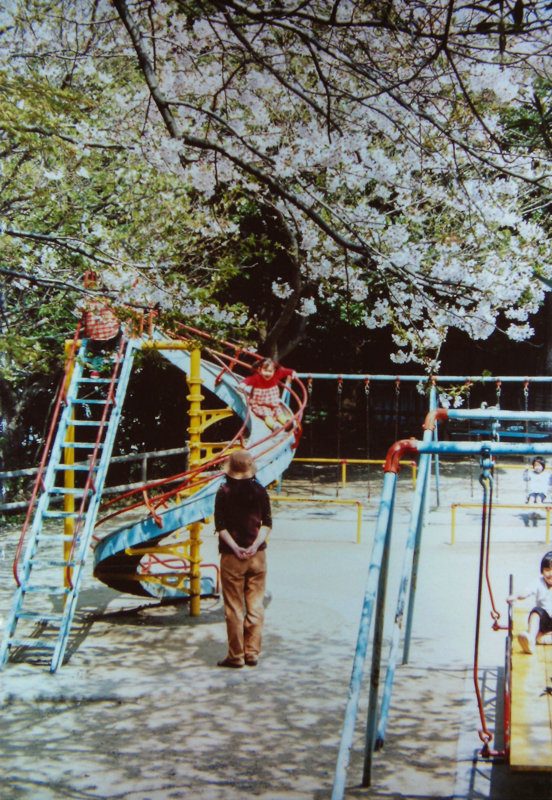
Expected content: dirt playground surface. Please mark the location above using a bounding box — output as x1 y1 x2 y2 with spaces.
2 463 552 799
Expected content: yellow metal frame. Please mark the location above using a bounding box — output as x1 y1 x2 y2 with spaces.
450 503 551 546
199 442 240 462
130 345 212 614
269 496 363 544
185 348 204 615
293 457 417 490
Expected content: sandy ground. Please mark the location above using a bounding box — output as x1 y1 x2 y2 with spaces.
2 461 552 799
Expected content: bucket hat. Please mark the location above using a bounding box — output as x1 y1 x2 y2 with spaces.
222 450 257 480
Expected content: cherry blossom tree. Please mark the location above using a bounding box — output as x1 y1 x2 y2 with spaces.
2 0 552 370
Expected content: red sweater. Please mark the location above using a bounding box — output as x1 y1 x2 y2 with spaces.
242 366 294 389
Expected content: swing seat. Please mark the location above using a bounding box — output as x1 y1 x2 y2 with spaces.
510 606 552 770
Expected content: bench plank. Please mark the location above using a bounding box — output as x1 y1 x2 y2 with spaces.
510 607 552 770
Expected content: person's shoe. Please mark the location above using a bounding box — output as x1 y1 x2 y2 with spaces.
217 658 244 668
518 631 536 654
538 632 552 645
245 657 258 667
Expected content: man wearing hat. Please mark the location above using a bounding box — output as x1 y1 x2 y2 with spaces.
214 450 272 668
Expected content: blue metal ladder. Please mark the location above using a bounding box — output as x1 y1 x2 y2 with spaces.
0 337 136 672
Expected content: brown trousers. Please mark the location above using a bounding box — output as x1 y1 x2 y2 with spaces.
220 550 267 665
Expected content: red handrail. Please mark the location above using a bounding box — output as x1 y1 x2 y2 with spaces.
93 361 306 532
13 324 82 587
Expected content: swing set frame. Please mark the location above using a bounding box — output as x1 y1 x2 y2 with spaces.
330 404 552 800
298 373 552 506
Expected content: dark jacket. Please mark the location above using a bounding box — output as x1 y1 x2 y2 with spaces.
215 477 272 554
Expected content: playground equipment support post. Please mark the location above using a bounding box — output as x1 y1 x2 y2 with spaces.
186 348 203 617
331 472 397 800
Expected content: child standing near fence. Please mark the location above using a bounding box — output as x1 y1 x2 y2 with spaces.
240 358 297 430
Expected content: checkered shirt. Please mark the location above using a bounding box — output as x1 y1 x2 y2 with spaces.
250 385 282 419
80 299 120 341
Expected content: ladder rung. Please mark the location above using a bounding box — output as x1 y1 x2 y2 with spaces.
29 559 78 567
22 585 70 595
9 638 57 649
78 378 118 384
49 488 91 496
71 399 113 405
55 465 98 471
43 511 85 518
62 442 104 449
36 534 79 541
16 611 62 622
68 420 103 426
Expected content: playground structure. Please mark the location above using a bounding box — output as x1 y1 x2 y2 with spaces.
331 404 552 799
0 323 306 672
4 340 552 791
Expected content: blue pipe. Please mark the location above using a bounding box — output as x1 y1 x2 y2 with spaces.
374 454 431 749
416 441 552 456
362 480 396 785
297 374 552 383
446 409 552 421
331 471 397 800
404 386 436 663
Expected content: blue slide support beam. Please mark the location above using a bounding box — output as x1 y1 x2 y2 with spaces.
403 384 437 663
331 471 397 800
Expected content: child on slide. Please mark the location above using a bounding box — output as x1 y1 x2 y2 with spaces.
240 358 297 430
524 457 552 504
507 551 552 654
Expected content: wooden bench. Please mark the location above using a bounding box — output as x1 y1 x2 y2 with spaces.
510 606 552 770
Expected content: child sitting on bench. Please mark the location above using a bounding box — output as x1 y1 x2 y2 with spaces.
507 551 552 654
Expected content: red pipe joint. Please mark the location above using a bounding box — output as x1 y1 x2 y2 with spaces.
384 439 420 474
423 407 449 432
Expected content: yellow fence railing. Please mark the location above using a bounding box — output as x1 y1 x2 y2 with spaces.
292 458 417 490
269 496 363 544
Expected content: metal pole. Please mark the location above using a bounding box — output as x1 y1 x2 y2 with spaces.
362 482 396 786
451 505 456 546
403 387 436 663
297 373 552 383
186 347 204 617
331 472 397 800
434 419 441 508
63 340 75 592
375 454 431 746
417 441 552 456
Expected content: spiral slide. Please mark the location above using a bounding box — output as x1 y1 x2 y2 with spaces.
93 342 300 598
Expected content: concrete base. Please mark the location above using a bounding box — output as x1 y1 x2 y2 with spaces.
1 461 552 798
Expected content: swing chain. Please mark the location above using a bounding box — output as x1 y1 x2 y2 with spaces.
308 377 314 496
365 377 371 500
394 377 400 442
524 378 529 446
336 377 343 496
466 379 474 498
